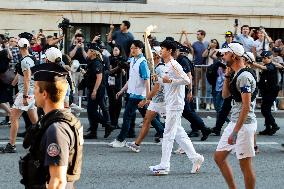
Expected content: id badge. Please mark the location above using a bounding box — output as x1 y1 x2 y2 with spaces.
108 76 115 86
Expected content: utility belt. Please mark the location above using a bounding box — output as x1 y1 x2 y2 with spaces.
19 152 48 188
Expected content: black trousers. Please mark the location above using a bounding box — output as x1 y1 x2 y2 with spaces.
107 85 122 126
182 99 207 134
261 93 278 129
214 96 232 132
87 87 110 133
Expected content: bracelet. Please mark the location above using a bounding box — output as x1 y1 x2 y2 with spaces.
232 131 238 144
224 75 231 78
23 95 29 99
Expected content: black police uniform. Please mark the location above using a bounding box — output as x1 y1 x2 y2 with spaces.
258 51 280 135
176 50 211 141
84 44 114 139
19 63 83 189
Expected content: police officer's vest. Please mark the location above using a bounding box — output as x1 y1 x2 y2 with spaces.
258 62 280 94
20 109 83 187
229 68 257 102
15 55 36 76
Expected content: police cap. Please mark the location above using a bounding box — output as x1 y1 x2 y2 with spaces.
260 50 272 57
31 63 68 82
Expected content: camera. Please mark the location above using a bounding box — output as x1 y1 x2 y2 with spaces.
113 56 128 69
58 17 71 30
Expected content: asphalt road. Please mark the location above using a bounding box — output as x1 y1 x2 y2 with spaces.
0 117 283 189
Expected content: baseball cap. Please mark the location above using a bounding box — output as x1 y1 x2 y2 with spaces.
260 51 272 57
243 52 255 63
18 38 30 48
217 43 245 57
45 47 62 63
272 47 282 53
225 31 233 37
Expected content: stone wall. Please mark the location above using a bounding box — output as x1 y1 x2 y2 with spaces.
0 0 283 43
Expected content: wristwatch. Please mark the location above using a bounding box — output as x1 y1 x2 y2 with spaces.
23 95 29 99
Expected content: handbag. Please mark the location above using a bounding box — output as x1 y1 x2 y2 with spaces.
0 69 15 85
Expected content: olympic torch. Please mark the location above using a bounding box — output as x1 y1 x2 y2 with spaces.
144 25 157 74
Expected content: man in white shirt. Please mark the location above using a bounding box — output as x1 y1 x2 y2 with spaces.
149 40 204 175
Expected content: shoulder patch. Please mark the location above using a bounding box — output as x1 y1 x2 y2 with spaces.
240 85 252 93
47 143 61 157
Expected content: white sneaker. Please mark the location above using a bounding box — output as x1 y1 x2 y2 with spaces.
173 147 185 155
206 104 210 111
149 164 170 175
109 139 126 148
126 141 140 153
191 155 204 174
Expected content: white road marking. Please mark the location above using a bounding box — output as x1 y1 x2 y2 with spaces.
0 141 279 145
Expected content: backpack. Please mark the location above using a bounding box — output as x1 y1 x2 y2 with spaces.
206 62 219 86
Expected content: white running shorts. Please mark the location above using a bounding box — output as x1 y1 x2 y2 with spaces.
147 102 166 118
216 121 257 159
12 93 36 111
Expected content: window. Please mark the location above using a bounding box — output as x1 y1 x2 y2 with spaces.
45 0 146 3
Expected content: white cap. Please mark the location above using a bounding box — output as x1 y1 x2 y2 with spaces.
151 46 161 56
243 52 255 63
71 60 80 72
45 47 62 63
218 43 245 57
18 38 30 48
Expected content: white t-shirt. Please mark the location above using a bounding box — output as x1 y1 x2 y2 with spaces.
253 39 269 57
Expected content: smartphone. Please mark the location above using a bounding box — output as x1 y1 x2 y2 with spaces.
54 33 58 38
235 19 239 27
39 29 43 33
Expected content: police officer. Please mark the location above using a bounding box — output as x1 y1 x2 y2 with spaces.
19 55 83 189
251 51 283 135
83 43 114 139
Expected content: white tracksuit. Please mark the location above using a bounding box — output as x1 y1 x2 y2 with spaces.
159 59 201 168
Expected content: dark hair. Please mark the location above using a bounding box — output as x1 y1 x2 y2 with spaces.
151 40 160 47
165 37 175 41
210 39 220 49
122 20 131 29
46 35 53 39
131 40 144 49
160 40 177 53
113 44 126 58
75 33 84 39
241 25 250 31
0 34 5 41
197 30 206 36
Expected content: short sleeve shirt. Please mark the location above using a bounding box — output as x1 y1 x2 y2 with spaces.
18 56 35 94
230 71 257 124
253 39 270 57
68 45 88 66
86 58 104 90
112 31 134 57
152 63 165 103
235 34 254 52
41 122 75 167
192 41 209 65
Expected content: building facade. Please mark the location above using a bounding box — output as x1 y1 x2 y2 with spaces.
1 0 284 44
